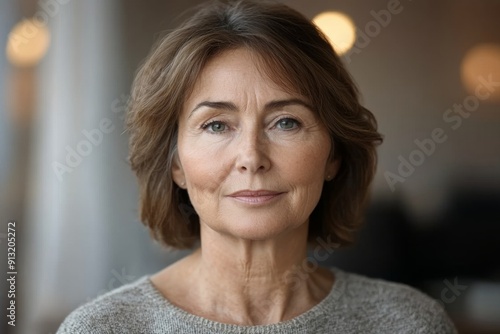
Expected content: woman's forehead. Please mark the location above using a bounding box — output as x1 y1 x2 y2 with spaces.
184 47 310 109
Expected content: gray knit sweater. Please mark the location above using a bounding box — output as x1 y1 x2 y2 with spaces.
56 268 457 333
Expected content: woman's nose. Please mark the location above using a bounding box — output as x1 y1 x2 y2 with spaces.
234 130 271 174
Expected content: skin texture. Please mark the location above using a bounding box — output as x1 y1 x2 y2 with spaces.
151 48 340 325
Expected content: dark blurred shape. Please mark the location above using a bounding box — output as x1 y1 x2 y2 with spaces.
414 186 500 282
318 198 412 283
317 187 500 333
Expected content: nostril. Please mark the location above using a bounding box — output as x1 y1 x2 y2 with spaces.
235 143 271 173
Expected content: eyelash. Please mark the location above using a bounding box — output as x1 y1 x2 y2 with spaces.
201 117 302 134
200 120 225 134
274 117 302 131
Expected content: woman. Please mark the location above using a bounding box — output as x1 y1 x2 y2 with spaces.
58 1 457 333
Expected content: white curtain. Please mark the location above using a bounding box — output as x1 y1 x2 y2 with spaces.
19 1 157 333
1 3 18 334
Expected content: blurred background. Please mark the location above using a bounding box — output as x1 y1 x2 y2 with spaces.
1 0 500 333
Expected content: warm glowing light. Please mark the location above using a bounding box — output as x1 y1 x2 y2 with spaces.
6 18 50 67
461 43 500 102
313 11 356 55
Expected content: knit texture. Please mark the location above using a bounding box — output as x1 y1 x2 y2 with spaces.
56 268 457 333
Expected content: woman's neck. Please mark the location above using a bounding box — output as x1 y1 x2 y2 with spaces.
153 222 335 326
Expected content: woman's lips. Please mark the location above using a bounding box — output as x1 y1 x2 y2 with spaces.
228 190 285 204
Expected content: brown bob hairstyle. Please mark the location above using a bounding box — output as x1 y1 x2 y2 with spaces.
126 0 383 249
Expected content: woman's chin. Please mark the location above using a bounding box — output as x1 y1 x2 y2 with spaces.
208 220 302 242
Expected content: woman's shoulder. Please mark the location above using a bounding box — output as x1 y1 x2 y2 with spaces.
338 269 431 301
332 268 457 333
56 275 156 333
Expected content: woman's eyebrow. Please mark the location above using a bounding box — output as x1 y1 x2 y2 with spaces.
189 98 313 119
189 101 238 118
264 99 313 113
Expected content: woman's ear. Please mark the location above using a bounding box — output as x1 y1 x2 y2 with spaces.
171 152 186 188
325 143 341 181
326 157 341 181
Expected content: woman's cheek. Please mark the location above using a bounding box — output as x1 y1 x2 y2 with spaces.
183 150 229 192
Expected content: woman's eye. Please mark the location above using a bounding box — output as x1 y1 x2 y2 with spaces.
276 118 299 130
202 121 227 133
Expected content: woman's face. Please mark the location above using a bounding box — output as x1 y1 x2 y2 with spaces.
172 48 339 241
